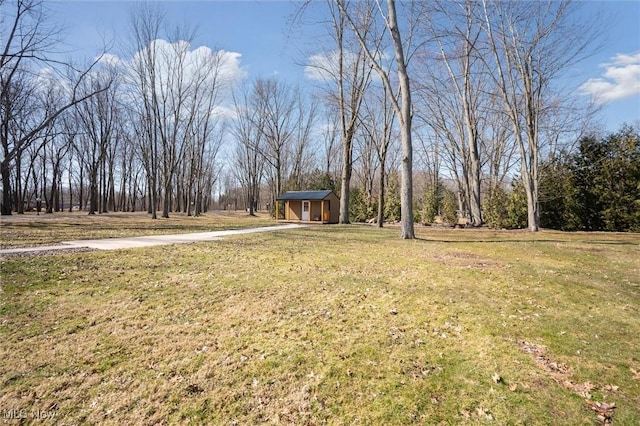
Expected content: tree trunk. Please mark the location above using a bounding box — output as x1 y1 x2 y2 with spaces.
162 175 171 218
339 131 353 224
522 162 540 232
468 144 482 226
377 155 386 228
88 173 98 215
387 0 415 239
1 165 12 215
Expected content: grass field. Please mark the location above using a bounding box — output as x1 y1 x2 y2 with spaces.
1 213 639 424
0 211 274 248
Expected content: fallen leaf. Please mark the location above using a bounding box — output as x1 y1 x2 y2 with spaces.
508 383 518 392
430 394 442 404
561 380 595 399
473 406 494 420
492 373 502 384
603 384 619 392
630 367 640 380
585 400 616 425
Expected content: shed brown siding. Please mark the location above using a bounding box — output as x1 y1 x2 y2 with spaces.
326 192 340 224
287 201 302 220
277 190 340 224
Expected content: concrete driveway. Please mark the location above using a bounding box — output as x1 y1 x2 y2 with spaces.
0 224 306 255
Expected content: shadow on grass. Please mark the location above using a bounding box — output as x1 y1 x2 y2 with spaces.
414 237 639 246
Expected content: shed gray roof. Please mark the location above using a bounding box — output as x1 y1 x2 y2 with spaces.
276 190 335 201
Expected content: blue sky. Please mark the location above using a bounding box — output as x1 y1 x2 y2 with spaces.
48 0 640 132
49 0 308 81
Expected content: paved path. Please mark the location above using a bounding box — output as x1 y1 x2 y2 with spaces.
1 224 306 255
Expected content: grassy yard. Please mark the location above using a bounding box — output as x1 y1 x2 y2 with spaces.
1 217 639 424
0 211 274 248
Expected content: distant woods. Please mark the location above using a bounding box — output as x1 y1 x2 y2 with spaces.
2 0 636 233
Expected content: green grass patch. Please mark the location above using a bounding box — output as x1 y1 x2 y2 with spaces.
1 223 639 424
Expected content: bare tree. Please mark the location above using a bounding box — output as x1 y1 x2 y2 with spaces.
252 78 296 202
6 69 40 213
73 67 118 215
302 0 374 224
42 97 74 213
479 0 599 231
288 90 318 191
127 3 164 218
359 83 396 227
417 0 485 226
337 0 417 238
181 47 227 216
353 120 379 217
319 110 341 180
0 0 108 215
231 83 265 216
481 99 516 193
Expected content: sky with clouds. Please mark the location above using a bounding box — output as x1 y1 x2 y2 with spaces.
47 0 640 132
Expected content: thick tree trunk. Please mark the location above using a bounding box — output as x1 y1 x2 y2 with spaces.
522 163 540 232
387 0 415 239
339 132 353 224
88 173 98 215
398 120 414 238
1 165 12 215
468 148 482 226
162 179 171 218
376 156 386 228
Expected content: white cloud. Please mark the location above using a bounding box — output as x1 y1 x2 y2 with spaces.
96 53 122 67
305 50 344 82
305 49 388 85
121 39 247 97
214 50 248 85
305 49 380 82
111 39 248 120
210 105 236 120
580 52 640 104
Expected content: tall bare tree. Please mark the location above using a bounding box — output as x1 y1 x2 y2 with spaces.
319 110 341 180
359 83 396 227
127 3 164 218
479 0 599 231
288 90 318 191
302 0 374 224
0 0 107 215
417 0 485 226
73 67 118 215
337 0 417 238
252 77 296 202
232 83 265 216
41 90 74 213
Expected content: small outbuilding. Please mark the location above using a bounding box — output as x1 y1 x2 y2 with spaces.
276 190 340 224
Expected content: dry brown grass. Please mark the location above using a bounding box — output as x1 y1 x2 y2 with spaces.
0 211 274 248
1 222 639 424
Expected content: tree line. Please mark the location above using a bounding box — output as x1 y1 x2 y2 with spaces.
2 0 636 235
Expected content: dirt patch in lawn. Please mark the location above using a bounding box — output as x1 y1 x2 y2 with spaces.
518 340 617 425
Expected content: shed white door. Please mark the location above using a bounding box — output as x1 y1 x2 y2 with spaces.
302 201 310 221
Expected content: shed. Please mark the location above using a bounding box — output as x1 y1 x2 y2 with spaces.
276 190 340 224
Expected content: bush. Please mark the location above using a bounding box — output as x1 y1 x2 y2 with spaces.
384 173 401 222
421 184 439 224
349 188 369 223
507 180 528 229
483 186 510 229
440 189 458 225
